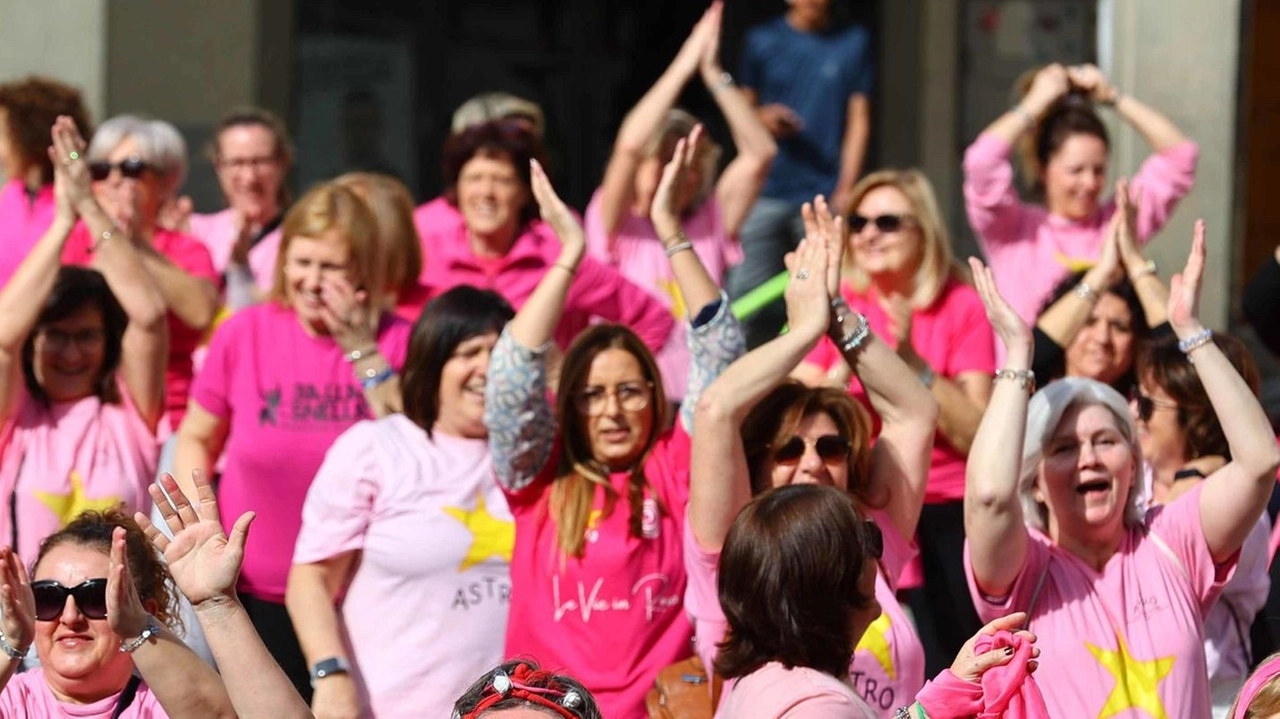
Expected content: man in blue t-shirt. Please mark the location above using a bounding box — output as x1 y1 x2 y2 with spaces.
729 0 873 347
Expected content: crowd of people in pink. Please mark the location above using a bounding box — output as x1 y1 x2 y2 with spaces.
3 2 1280 718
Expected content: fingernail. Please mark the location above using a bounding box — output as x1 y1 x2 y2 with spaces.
1004 647 1014 656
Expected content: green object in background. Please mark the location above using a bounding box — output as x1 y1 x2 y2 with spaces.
730 271 789 320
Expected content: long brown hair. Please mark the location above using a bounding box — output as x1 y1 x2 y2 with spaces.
549 324 670 558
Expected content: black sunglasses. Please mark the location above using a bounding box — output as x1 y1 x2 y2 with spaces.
774 434 852 464
860 520 884 561
849 214 914 234
89 156 150 182
1129 386 1177 423
31 578 109 621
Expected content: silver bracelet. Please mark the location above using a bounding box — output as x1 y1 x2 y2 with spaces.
1074 281 1098 302
1178 328 1213 355
836 312 871 354
995 368 1036 394
91 226 119 253
0 627 26 659
119 616 161 653
1013 104 1036 131
664 232 694 258
344 345 380 363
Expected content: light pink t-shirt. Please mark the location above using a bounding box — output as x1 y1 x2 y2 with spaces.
293 415 512 718
962 133 1198 325
685 508 924 717
584 190 741 401
804 278 995 503
191 302 410 602
0 669 166 717
504 426 693 719
187 208 282 291
965 483 1233 719
0 388 157 566
0 180 55 287
716 662 877 719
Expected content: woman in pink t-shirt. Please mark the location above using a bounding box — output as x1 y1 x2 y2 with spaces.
962 63 1198 324
793 170 993 675
585 2 774 402
484 146 743 719
0 509 234 717
964 221 1280 719
688 207 936 716
287 286 514 719
0 118 167 568
174 181 411 703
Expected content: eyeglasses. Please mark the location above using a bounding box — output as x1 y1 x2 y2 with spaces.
849 214 914 234
217 155 280 172
773 434 852 464
860 520 884 561
40 327 106 352
32 579 109 621
89 156 151 182
1129 386 1178 422
574 382 653 416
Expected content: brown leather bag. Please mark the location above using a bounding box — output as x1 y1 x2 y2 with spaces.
645 655 724 719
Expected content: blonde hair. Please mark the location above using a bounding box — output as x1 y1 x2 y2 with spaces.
270 182 386 305
450 92 546 140
643 108 721 213
843 169 963 308
332 172 424 304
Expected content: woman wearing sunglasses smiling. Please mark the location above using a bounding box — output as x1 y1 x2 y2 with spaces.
687 200 937 716
0 508 235 717
793 170 994 677
484 131 743 719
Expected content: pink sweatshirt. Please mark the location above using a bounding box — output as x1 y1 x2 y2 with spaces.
0 180 55 287
962 133 1198 324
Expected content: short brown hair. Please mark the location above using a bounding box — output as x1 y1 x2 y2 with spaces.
441 121 544 227
207 106 293 207
270 182 385 305
715 484 876 679
0 76 91 184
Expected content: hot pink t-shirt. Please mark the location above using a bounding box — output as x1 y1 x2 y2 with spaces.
191 302 410 602
685 508 924 717
962 133 1198 324
804 278 995 503
0 387 157 567
293 415 511 718
187 208 282 291
62 225 218 435
964 483 1233 719
503 426 693 719
0 180 55 287
0 670 166 717
584 190 741 401
715 662 877 719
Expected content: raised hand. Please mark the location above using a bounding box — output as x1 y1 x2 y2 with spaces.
800 194 847 301
651 127 701 234
317 274 376 354
158 195 194 234
48 115 94 220
1067 63 1119 105
529 159 585 264
783 237 831 339
698 1 726 84
105 527 151 639
1168 220 1207 337
0 548 34 657
671 3 717 79
1111 178 1146 273
1023 64 1071 115
969 257 1032 357
880 292 922 367
136 471 255 609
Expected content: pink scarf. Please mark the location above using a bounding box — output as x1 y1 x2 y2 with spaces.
916 630 1050 719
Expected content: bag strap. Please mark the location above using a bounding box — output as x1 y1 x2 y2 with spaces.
1023 558 1052 631
111 675 142 719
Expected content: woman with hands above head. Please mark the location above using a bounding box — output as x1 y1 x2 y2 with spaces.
964 62 1198 324
586 1 774 401
484 140 744 719
686 198 937 716
963 221 1280 719
173 180 411 701
0 509 235 717
0 117 167 568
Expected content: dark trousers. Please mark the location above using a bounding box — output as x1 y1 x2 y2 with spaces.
242 593 313 704
903 500 984 676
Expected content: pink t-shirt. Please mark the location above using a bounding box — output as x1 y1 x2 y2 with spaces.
0 387 157 567
62 225 218 435
186 208 282 290
503 426 693 719
293 415 511 718
191 302 410 602
804 278 995 503
0 670 166 717
685 508 924 718
715 662 877 719
414 197 674 352
584 190 741 401
0 180 55 287
962 133 1198 325
964 483 1233 719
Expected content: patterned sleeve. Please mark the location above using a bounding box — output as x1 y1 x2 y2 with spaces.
485 326 558 492
680 292 747 432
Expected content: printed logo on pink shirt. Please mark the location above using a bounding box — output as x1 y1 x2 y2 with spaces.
852 613 898 710
552 573 681 624
640 497 660 539
257 383 372 428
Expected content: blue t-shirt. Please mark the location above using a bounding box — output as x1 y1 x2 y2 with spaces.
739 17 873 204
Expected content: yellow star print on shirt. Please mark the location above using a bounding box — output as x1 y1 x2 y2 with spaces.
443 492 515 571
1086 632 1175 719
35 471 122 527
854 612 896 679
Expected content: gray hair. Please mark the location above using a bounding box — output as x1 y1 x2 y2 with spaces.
1019 377 1145 533
87 114 188 196
450 92 545 140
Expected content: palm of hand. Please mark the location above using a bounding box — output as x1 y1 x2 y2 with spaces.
166 522 240 606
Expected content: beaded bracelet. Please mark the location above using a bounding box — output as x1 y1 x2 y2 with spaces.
360 366 396 391
836 313 871 354
119 616 161 654
1178 328 1213 355
0 627 26 660
995 368 1036 394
